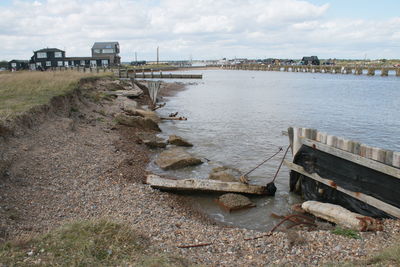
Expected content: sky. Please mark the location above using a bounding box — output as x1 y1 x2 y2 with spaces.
1 0 400 61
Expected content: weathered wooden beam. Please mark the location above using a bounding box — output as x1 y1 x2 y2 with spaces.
146 174 268 195
301 138 400 179
284 160 400 218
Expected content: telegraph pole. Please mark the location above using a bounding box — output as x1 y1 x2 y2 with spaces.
157 46 159 65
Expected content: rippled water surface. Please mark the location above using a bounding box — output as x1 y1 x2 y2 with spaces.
148 69 400 231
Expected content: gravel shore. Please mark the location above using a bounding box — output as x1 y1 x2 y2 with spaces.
0 79 399 266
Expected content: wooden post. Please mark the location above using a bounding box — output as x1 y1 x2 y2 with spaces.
381 68 388 76
126 69 129 78
396 68 400 77
367 68 375 76
118 66 121 78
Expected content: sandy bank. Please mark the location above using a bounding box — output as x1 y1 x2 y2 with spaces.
0 77 399 266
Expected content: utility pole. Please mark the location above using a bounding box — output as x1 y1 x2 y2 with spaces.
157 46 159 65
135 52 137 62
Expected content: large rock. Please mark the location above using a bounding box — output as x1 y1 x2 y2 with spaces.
134 109 160 123
105 87 143 98
119 96 138 113
155 148 203 170
168 135 193 147
143 137 167 149
115 113 161 132
209 166 242 182
216 193 255 212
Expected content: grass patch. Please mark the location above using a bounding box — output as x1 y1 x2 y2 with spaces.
331 227 361 239
0 220 191 266
366 239 400 265
0 71 111 120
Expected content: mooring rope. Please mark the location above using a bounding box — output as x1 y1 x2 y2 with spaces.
241 147 283 178
270 145 291 183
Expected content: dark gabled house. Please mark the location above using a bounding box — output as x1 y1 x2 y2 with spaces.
91 42 121 65
28 42 121 70
29 48 66 70
8 60 29 70
301 56 320 65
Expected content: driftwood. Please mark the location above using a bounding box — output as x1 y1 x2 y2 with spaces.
152 103 166 111
160 117 187 121
146 175 268 195
302 201 383 231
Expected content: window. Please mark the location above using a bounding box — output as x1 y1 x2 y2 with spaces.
57 61 63 66
93 49 101 53
102 48 114 53
101 59 109 66
105 44 112 48
90 60 97 67
36 62 42 66
54 52 62 58
37 52 47 58
80 60 85 66
64 61 69 66
46 61 51 67
11 63 17 67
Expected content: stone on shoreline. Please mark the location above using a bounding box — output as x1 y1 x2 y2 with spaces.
115 113 161 132
119 97 138 113
168 135 193 147
216 193 255 212
105 87 143 98
209 166 242 182
155 148 203 170
143 138 167 149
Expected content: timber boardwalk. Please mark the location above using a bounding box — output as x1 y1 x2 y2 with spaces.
223 64 400 77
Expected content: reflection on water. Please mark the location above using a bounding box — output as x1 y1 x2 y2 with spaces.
148 69 400 231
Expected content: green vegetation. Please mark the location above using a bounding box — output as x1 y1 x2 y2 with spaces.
0 220 191 266
331 227 361 239
0 71 111 120
365 239 400 266
0 61 8 69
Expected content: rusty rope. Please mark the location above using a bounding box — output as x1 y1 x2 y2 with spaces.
270 145 291 183
242 147 283 178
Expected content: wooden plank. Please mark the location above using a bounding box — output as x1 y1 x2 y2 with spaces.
146 175 268 195
284 161 400 218
301 138 400 179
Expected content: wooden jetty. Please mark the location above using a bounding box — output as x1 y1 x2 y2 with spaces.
114 68 202 79
223 64 400 77
146 174 268 195
284 127 400 218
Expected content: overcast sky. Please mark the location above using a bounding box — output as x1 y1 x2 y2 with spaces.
1 0 400 61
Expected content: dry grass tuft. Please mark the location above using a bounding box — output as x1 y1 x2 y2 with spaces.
0 71 111 120
0 219 191 266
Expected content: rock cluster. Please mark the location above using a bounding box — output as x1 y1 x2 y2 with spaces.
216 193 255 212
209 166 242 182
155 148 203 170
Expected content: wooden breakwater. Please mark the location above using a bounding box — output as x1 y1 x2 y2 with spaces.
288 127 400 168
223 64 400 77
285 127 400 218
114 68 202 79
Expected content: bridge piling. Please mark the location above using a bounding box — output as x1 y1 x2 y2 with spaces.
367 68 375 76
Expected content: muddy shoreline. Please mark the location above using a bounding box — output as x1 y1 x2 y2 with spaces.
1 77 399 266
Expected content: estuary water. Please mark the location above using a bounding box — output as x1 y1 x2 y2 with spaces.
149 69 400 231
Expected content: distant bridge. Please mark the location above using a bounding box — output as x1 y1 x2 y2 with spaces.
222 64 400 77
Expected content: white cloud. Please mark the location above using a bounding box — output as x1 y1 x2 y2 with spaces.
0 0 399 61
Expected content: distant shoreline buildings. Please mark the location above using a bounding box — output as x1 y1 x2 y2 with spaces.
8 42 121 71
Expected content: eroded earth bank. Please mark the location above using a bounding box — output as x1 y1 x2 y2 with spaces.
1 77 399 266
